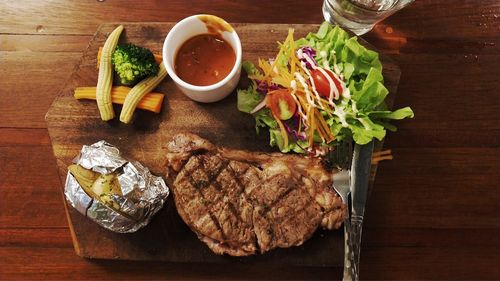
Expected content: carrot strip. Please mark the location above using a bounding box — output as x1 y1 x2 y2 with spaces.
318 99 333 118
315 109 335 143
372 149 394 164
307 106 315 147
262 36 287 82
74 86 164 113
288 29 296 78
372 155 393 164
314 111 328 142
295 92 335 143
373 149 392 157
295 92 309 110
316 109 331 143
97 47 163 68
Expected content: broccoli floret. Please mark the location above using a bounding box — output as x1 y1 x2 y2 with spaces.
111 43 159 86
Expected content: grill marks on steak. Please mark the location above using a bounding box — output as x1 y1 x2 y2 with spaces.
174 154 257 255
166 133 347 256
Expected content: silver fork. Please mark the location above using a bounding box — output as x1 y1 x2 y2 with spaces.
330 141 354 281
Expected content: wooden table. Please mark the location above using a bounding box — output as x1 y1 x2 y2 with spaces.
1 1 499 280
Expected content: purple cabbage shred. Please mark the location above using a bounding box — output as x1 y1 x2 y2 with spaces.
283 113 307 141
256 80 279 95
298 46 317 69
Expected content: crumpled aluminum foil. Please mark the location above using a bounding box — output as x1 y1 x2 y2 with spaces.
64 140 169 233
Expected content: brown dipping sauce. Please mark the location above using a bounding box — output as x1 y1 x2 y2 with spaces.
175 34 236 86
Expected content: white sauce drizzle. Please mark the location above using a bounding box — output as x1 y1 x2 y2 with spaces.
296 49 325 109
290 79 297 93
317 67 339 102
343 86 351 100
319 50 345 105
289 79 307 120
297 48 340 105
333 64 342 76
292 48 355 132
300 62 326 109
294 47 352 130
323 49 349 100
333 103 349 128
294 72 316 108
250 96 267 114
351 99 358 113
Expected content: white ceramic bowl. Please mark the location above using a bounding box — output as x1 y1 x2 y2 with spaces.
162 15 242 103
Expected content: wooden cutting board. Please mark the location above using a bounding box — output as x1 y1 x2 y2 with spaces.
45 23 400 266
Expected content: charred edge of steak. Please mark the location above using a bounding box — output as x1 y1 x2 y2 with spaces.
165 133 216 183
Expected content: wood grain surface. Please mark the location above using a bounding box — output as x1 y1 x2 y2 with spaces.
1 0 500 280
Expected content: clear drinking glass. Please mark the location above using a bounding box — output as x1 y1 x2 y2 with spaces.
322 0 414 35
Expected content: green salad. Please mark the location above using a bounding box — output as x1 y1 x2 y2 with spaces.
237 22 414 155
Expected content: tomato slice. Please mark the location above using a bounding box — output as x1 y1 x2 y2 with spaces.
267 89 297 120
311 68 343 99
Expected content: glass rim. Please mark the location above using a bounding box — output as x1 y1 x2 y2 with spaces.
336 0 405 13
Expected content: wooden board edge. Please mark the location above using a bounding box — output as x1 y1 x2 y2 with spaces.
42 25 95 255
60 185 83 257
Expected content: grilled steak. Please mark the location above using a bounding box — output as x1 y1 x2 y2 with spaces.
165 133 347 256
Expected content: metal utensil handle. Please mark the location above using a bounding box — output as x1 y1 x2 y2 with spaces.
342 215 354 281
350 214 364 281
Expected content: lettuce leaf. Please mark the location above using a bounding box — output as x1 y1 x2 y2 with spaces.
242 60 260 76
351 68 388 111
300 22 413 145
254 108 277 133
237 84 263 113
368 107 415 120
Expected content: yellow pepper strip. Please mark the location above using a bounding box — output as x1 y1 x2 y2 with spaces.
258 58 270 77
262 37 287 82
